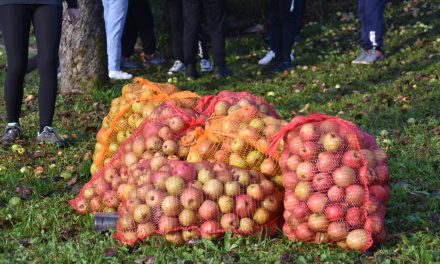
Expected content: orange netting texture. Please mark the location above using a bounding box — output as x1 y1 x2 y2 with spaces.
268 113 390 252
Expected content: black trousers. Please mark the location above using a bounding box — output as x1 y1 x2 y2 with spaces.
183 0 225 66
270 0 296 63
168 0 209 62
121 0 156 57
0 4 62 132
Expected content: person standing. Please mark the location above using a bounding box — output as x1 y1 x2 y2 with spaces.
167 0 212 75
0 0 80 146
182 0 230 79
102 0 132 80
258 0 306 66
352 0 386 64
121 0 164 69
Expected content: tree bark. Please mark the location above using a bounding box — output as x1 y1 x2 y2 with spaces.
60 0 107 94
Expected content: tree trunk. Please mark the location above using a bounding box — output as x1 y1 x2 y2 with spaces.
60 0 107 94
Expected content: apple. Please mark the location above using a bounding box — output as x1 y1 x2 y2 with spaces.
182 229 201 241
103 168 118 184
83 187 95 200
260 158 277 176
150 156 167 171
239 218 255 232
220 213 240 230
296 162 316 181
295 223 315 241
256 138 270 153
230 138 247 153
284 191 300 211
345 207 366 227
246 184 265 201
322 133 344 152
259 179 275 195
222 119 239 133
234 170 251 186
346 229 369 251
214 101 230 116
168 117 186 133
158 216 179 234
246 150 263 167
200 221 222 239
342 150 362 169
312 173 333 192
125 197 141 214
325 203 345 221
307 213 329 232
162 140 178 155
283 172 299 190
327 222 348 241
218 195 234 213
103 191 119 208
332 166 356 188
364 196 380 214
295 181 313 201
119 214 136 231
94 179 110 196
152 171 170 189
364 215 384 234
319 120 339 133
145 135 163 153
360 149 376 167
216 170 233 183
178 145 189 158
306 192 328 213
299 124 319 141
180 187 203 210
288 136 304 154
136 222 156 239
299 141 319 161
263 124 279 138
345 185 365 206
165 231 184 244
158 126 173 140
238 105 258 121
317 152 340 173
262 195 280 212
133 204 151 224
249 118 265 131
197 168 215 184
132 137 146 158
235 195 257 218
369 185 390 203
187 151 202 162
229 153 247 168
161 196 181 217
203 179 224 199
214 150 229 162
374 148 388 163
198 200 219 221
224 181 241 196
178 209 197 226
258 104 269 114
165 176 185 196
375 164 390 184
145 189 165 208
90 196 102 212
253 207 270 225
327 186 345 202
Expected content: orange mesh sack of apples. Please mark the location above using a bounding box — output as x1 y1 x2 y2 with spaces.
194 90 281 119
69 103 205 215
267 113 390 252
91 78 200 175
113 159 283 245
185 103 286 187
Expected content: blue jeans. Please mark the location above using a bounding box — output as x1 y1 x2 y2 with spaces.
358 0 386 50
102 0 129 71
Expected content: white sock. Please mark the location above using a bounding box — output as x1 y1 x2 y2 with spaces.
7 122 19 127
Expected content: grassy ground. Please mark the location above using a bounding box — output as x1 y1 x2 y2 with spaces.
1 0 439 263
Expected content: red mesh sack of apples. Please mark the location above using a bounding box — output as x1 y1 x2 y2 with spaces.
113 159 283 245
185 104 286 187
69 103 205 215
91 78 200 175
268 113 390 252
194 90 281 119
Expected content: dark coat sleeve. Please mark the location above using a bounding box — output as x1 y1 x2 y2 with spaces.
65 0 78 8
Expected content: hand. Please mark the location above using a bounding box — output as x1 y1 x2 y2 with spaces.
67 8 80 24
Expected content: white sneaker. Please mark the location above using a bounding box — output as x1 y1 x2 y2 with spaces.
168 60 185 75
258 50 276 65
109 70 133 80
290 52 295 61
200 59 212 72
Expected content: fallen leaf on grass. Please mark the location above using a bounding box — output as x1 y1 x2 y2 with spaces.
103 248 118 258
15 186 33 200
32 151 45 159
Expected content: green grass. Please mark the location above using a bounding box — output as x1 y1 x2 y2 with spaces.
1 1 440 263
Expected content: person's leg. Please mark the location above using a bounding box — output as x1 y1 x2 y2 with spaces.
358 0 370 51
26 55 39 73
269 0 282 62
121 0 137 58
279 0 295 63
0 5 32 126
365 0 385 50
183 0 202 78
33 4 63 132
197 26 209 60
292 0 306 42
103 0 129 71
204 0 226 68
168 0 184 61
132 0 156 54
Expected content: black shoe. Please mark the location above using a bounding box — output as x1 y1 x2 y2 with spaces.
270 61 293 73
186 64 199 80
213 66 232 79
1 123 21 145
36 126 67 147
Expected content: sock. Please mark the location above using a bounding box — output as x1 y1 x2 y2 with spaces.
7 122 19 128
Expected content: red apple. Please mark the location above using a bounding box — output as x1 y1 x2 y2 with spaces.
178 209 197 226
299 141 319 161
288 136 304 155
246 184 265 201
291 202 311 220
200 221 222 239
299 124 319 141
198 200 219 221
295 223 315 241
283 172 299 190
136 222 156 239
168 116 186 133
260 158 277 176
327 222 348 241
345 185 365 206
308 213 329 232
180 187 203 210
103 191 119 208
284 191 300 211
259 179 275 195
146 189 165 208
220 213 240 230
327 186 345 202
317 152 340 173
286 155 302 172
235 195 257 218
306 192 328 213
332 166 356 188
296 161 316 181
342 150 362 169
119 214 136 231
375 164 390 184
319 120 339 133
161 196 181 217
312 173 333 192
158 216 179 234
345 207 366 227
369 185 390 203
325 203 345 221
364 215 384 234
346 229 369 251
203 179 224 199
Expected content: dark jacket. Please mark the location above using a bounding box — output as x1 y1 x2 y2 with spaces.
0 0 77 8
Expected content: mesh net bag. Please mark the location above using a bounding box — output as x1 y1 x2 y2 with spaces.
194 90 281 119
185 104 286 187
70 103 205 215
91 78 200 175
113 159 283 245
268 113 390 252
